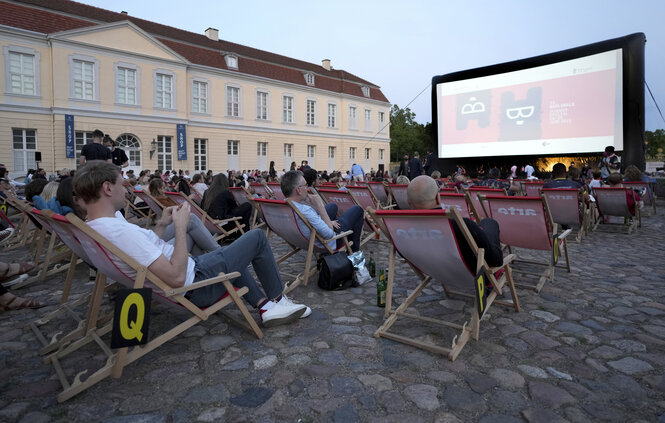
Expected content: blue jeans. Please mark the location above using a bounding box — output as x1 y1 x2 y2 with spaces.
187 229 284 308
324 203 364 252
161 213 219 255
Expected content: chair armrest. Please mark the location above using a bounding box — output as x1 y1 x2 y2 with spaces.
381 204 397 209
166 271 242 295
326 230 353 242
558 229 573 240
211 216 243 225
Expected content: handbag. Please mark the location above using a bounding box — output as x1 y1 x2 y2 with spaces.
317 252 354 290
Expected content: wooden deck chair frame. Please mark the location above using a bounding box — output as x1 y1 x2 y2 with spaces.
250 182 274 200
133 190 163 222
123 187 152 227
542 188 590 242
46 213 263 402
367 181 390 207
465 187 507 220
592 187 641 234
318 188 377 246
622 181 656 216
523 181 545 197
386 184 410 209
479 195 572 292
2 197 38 251
254 198 353 292
164 192 245 242
439 192 481 221
230 187 264 229
368 207 519 361
266 182 286 201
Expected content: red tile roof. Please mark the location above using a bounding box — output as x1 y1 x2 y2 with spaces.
2 0 389 103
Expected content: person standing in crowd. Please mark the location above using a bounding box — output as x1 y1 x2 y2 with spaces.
600 145 620 181
408 152 424 181
103 135 129 168
398 154 410 176
350 162 365 181
79 129 111 166
423 150 435 176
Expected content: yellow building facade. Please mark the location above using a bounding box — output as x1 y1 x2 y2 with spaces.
0 1 390 178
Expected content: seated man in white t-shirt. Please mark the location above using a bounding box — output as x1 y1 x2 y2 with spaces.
73 160 310 327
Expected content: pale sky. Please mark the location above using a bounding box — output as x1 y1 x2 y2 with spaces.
82 0 665 131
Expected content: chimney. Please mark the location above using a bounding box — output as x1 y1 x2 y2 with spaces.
322 59 331 71
205 27 219 42
121 11 128 15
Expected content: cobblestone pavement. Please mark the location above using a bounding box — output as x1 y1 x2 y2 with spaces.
1 205 664 423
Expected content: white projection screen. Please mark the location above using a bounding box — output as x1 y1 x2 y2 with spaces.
435 49 623 158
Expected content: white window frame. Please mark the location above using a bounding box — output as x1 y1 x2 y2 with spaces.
191 78 209 114
157 135 173 171
225 54 238 70
153 69 175 110
113 62 139 106
194 138 207 171
327 103 337 128
227 140 239 156
69 54 99 101
364 109 372 132
307 145 315 158
379 149 384 161
4 46 40 97
256 90 269 121
361 85 370 97
306 99 317 126
365 148 371 160
349 106 358 130
226 84 241 118
304 72 315 86
349 147 356 160
328 146 335 158
75 130 93 161
12 128 37 173
257 142 267 156
284 143 293 157
282 95 295 123
378 111 386 132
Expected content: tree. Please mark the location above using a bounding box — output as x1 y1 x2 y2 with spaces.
645 129 665 159
389 105 432 162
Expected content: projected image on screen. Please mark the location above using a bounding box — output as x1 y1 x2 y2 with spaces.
436 49 623 158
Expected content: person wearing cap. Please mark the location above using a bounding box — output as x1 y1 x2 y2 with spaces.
79 129 111 166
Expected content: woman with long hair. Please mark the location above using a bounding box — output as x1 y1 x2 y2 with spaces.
202 173 252 230
149 178 179 208
269 161 277 182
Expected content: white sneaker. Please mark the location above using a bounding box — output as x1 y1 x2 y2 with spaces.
278 294 311 318
260 300 306 327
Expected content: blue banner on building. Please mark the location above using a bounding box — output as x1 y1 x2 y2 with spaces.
65 114 75 158
176 124 187 161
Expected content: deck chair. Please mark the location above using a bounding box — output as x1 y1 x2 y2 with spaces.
439 192 481 221
318 188 377 246
466 187 507 219
164 192 245 241
266 182 286 201
542 188 590 242
480 195 571 292
440 187 459 193
230 187 264 229
592 187 641 234
523 181 545 197
386 184 410 209
254 198 353 292
368 207 519 361
367 181 390 206
622 181 656 215
46 213 263 402
2 196 38 251
133 190 163 220
250 182 274 199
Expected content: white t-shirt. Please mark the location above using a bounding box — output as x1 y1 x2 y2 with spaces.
88 212 196 286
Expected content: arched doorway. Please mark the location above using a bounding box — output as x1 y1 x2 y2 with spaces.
115 134 142 175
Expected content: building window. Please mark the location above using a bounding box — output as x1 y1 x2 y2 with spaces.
378 111 386 131
192 80 208 113
361 85 370 97
115 64 138 105
12 129 36 173
75 131 93 161
327 103 337 128
284 143 293 157
257 142 267 156
256 91 269 120
72 59 95 100
349 147 356 160
282 95 294 123
227 85 240 117
349 106 358 130
115 134 142 168
304 73 315 86
365 148 371 160
364 109 372 132
194 138 207 171
227 140 239 156
5 49 37 96
328 146 335 158
155 72 173 109
225 54 238 69
379 149 384 161
307 145 315 158
157 135 172 171
306 99 317 125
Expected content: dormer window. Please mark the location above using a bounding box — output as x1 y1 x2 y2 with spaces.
225 54 238 70
361 85 370 97
304 72 315 86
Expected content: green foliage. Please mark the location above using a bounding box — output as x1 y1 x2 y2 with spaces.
389 105 433 162
645 129 665 159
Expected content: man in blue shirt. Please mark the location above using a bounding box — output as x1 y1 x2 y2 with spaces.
350 163 365 181
282 170 363 252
